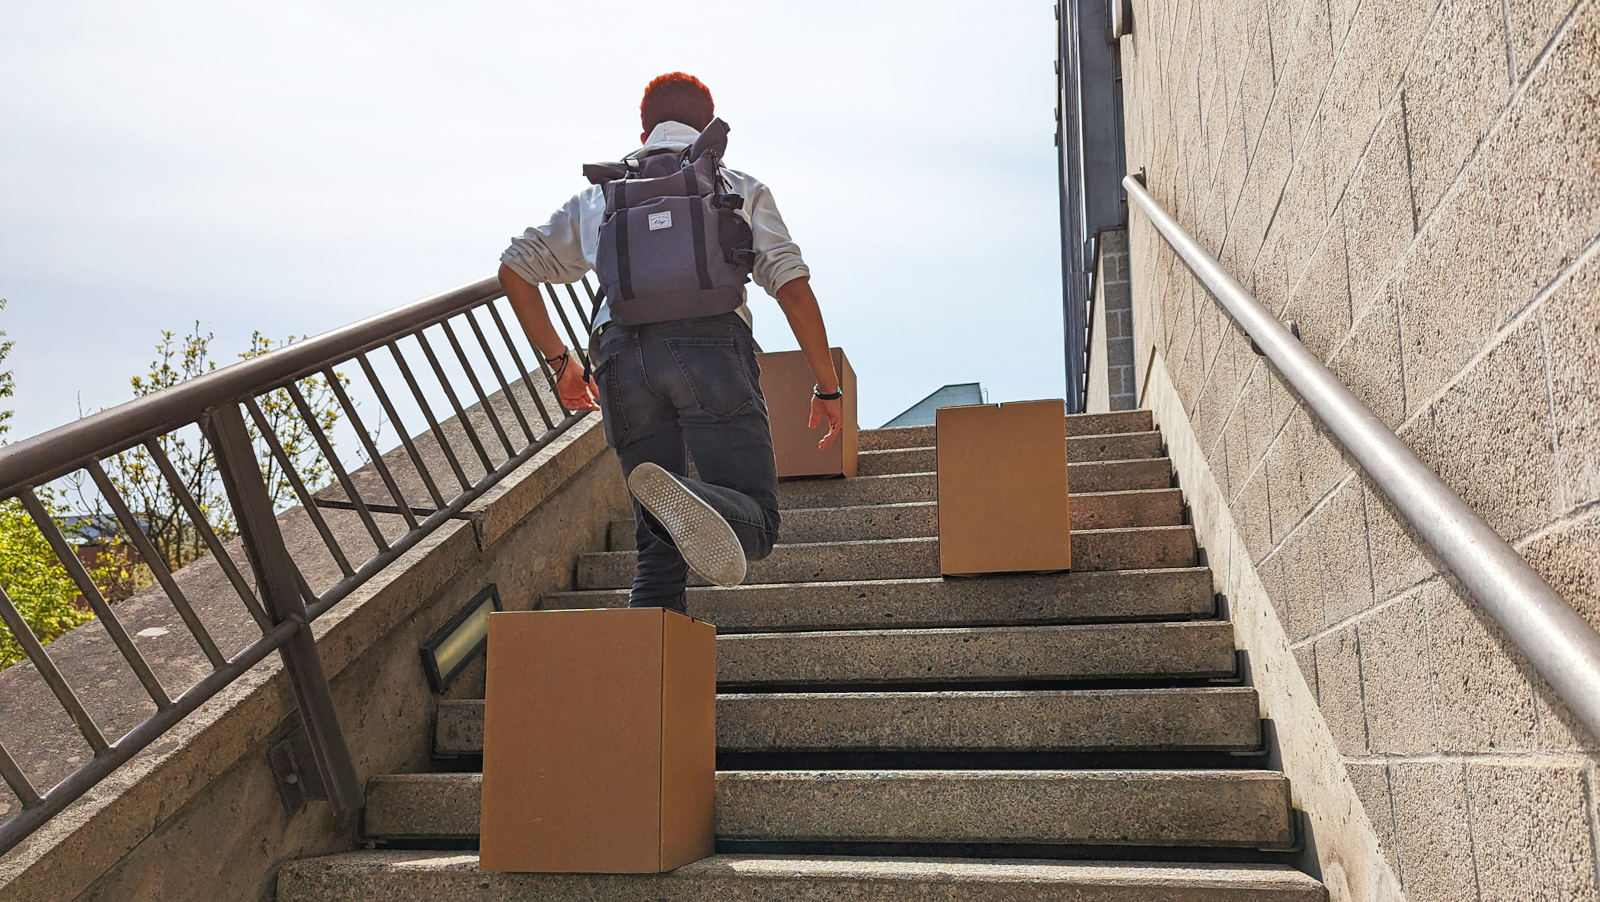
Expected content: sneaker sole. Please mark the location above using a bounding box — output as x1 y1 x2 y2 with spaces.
627 463 748 587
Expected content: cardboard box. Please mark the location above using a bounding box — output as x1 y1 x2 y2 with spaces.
936 400 1072 575
480 608 716 873
756 347 858 478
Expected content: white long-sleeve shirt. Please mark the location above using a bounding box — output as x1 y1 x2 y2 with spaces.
500 120 810 331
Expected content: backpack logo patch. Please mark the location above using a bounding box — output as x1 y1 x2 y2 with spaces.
647 211 673 231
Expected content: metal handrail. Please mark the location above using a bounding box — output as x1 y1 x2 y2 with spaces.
0 273 597 855
1124 174 1600 740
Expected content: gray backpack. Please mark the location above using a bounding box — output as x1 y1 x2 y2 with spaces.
584 118 755 325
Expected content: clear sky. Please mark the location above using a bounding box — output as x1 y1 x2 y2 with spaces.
0 0 1066 441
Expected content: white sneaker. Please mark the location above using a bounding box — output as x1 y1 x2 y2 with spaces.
627 462 748 587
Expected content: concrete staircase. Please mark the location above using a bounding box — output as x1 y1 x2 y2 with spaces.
276 409 1327 901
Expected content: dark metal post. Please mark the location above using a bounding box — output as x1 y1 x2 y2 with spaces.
204 403 364 811
1077 0 1127 238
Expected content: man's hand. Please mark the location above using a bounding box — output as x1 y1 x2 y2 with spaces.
501 266 598 412
809 394 844 450
777 277 845 450
556 357 600 412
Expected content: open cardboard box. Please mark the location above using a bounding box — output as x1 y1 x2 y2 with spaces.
479 607 715 873
756 347 858 478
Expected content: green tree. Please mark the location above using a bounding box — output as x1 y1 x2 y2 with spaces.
0 495 95 668
0 299 94 668
73 324 348 573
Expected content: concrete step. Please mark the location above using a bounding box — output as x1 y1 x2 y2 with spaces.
278 851 1327 901
435 687 1262 757
576 528 1197 589
541 567 1216 633
716 621 1236 687
858 409 1156 452
720 769 1295 848
779 458 1171 509
857 430 1166 477
609 488 1184 549
361 769 1295 849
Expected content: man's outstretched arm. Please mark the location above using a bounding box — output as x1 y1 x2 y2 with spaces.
498 264 598 412
775 276 844 449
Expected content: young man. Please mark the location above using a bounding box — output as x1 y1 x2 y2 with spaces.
498 72 844 612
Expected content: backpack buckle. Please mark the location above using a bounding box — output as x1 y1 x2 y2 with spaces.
712 193 745 211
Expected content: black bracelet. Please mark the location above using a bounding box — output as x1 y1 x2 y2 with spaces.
813 385 843 401
545 350 570 375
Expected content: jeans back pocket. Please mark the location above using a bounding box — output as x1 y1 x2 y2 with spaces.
664 336 757 419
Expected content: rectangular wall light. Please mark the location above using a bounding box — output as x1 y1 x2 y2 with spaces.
421 584 501 693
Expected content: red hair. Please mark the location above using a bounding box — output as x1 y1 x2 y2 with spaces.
640 72 715 134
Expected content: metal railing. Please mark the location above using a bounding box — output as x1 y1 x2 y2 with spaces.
0 273 602 855
1124 173 1600 741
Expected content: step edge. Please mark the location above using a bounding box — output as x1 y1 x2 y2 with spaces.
783 457 1174 483
439 686 1260 709
278 849 1325 890
713 620 1234 640
367 767 1291 784
585 525 1196 557
544 567 1216 597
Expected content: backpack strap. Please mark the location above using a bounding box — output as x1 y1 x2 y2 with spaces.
688 191 713 290
613 210 634 301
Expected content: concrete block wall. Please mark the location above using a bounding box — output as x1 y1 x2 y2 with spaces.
1089 229 1139 413
1120 0 1600 899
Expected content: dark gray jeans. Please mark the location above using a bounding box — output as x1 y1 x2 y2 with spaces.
590 312 781 611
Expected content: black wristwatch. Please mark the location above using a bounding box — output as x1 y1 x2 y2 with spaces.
813 385 843 401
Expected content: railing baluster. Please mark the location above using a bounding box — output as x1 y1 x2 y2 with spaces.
86 463 228 669
0 739 41 808
0 585 110 755
323 367 419 529
464 308 536 443
412 331 495 472
283 381 390 553
581 276 603 318
242 397 355 578
483 301 558 430
439 320 516 456
541 283 590 370
563 283 594 334
387 343 472 493
359 352 446 508
18 489 176 707
145 440 273 631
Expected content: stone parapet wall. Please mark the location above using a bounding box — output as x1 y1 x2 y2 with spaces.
1120 0 1599 899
